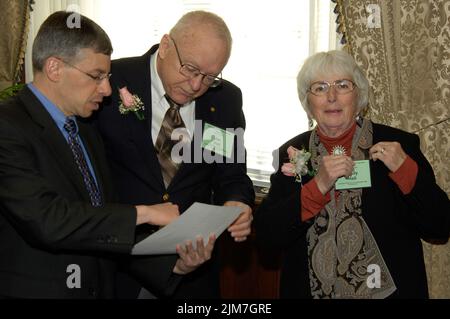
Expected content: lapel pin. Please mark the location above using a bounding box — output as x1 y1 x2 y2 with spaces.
210 106 216 112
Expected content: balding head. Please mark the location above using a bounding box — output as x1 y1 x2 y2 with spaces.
169 11 232 63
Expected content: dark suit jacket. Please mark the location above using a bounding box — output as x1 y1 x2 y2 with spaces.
0 87 178 298
95 45 255 298
255 122 449 299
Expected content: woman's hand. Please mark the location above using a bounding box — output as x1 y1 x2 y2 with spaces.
370 142 407 172
314 155 355 194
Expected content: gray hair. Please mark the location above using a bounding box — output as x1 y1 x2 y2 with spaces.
32 11 112 72
169 10 233 61
296 50 369 118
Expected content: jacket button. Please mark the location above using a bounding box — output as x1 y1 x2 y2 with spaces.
162 193 170 202
89 287 97 297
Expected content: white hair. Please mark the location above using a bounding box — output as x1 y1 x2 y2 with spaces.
296 50 369 118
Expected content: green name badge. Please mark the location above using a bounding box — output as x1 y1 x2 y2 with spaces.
335 160 372 190
202 123 235 158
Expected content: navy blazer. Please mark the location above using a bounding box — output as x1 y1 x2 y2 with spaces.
255 122 449 298
95 45 255 298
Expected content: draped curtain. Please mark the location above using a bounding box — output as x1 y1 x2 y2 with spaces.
334 0 450 298
0 0 30 90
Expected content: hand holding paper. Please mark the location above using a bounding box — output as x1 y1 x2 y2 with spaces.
173 234 216 275
132 202 242 255
135 202 179 226
224 201 253 242
315 154 355 194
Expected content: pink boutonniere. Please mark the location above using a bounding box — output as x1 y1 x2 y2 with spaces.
118 87 145 120
281 146 314 183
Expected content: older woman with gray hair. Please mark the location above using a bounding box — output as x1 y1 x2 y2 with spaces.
255 50 449 299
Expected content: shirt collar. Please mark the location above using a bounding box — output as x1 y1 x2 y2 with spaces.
27 83 78 134
151 49 167 106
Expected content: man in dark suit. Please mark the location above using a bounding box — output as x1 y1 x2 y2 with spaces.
0 11 215 299
96 11 255 298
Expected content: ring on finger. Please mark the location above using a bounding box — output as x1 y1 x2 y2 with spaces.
381 147 385 154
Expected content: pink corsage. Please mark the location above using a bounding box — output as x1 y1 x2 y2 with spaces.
281 146 313 183
118 87 145 120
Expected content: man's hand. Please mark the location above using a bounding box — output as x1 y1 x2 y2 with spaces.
224 201 253 242
135 202 179 226
173 234 216 275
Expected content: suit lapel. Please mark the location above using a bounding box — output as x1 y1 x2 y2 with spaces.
124 46 165 189
19 87 92 202
129 116 165 189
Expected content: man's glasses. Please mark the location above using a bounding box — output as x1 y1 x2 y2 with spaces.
58 58 112 85
308 79 356 96
170 36 223 88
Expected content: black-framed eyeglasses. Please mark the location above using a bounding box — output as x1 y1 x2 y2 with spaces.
170 36 223 88
308 79 356 96
58 58 112 85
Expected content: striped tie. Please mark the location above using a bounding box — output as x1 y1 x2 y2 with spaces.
64 119 102 207
154 94 187 188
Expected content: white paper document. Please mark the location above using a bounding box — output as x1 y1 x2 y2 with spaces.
131 202 242 255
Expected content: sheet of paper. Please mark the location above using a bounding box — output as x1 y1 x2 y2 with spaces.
335 160 372 190
131 202 242 255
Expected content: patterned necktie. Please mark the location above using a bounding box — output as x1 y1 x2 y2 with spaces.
64 118 103 207
154 94 187 188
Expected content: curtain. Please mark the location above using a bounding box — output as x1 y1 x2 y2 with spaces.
334 0 450 298
0 0 30 90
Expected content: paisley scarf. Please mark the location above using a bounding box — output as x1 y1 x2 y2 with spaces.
307 118 396 299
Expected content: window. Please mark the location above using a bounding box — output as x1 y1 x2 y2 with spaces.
27 0 339 186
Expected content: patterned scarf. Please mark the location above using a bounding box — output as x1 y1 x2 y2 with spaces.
306 118 397 299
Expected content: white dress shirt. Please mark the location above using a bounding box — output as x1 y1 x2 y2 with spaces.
150 50 195 145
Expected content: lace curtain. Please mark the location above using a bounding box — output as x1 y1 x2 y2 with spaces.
334 0 450 298
0 0 30 90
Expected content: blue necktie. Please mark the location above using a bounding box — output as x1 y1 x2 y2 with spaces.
64 119 103 207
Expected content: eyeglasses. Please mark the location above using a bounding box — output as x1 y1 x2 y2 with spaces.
170 36 223 88
58 58 112 85
308 79 356 96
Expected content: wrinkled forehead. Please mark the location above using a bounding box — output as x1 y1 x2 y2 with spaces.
178 28 227 50
178 33 228 71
